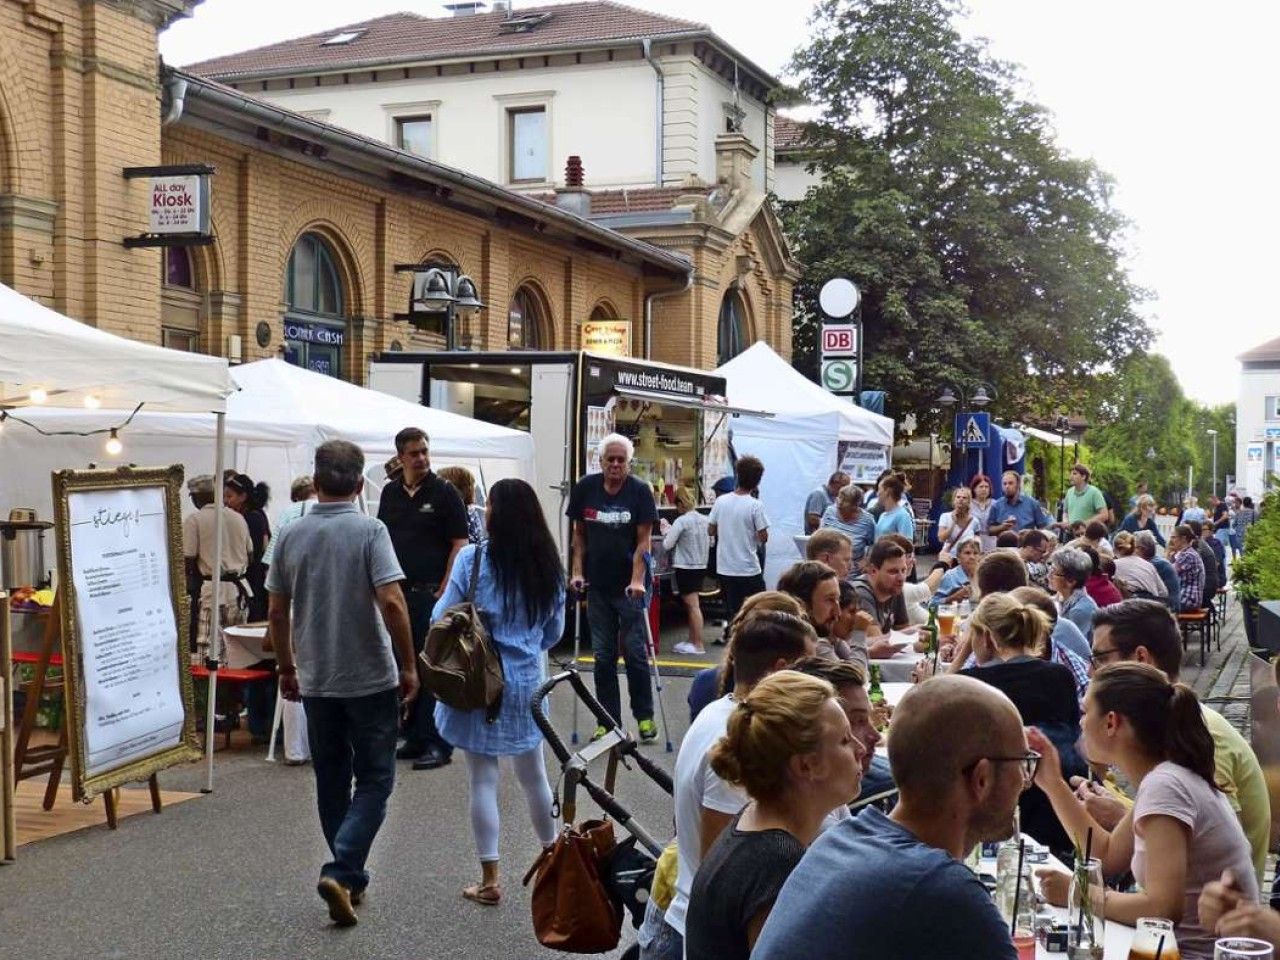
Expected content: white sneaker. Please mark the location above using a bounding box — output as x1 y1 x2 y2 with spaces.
673 642 704 656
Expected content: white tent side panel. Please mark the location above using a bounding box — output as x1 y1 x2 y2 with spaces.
729 411 836 589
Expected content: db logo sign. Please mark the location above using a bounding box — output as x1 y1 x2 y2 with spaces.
821 325 857 357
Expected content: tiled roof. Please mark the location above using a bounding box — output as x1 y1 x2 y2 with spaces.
1239 335 1280 363
774 115 809 151
185 2 708 80
532 186 704 215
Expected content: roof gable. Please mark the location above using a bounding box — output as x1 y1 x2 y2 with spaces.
185 2 709 80
1239 334 1280 364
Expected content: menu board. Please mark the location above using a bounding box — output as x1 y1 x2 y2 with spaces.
52 466 198 799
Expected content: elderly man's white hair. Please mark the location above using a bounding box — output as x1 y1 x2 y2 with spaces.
598 432 634 462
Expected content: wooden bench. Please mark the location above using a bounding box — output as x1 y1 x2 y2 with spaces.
1177 609 1211 666
190 664 275 749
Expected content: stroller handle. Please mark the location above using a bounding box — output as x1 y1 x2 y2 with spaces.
532 669 673 795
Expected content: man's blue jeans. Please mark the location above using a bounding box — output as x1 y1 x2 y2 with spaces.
303 688 399 893
586 588 653 726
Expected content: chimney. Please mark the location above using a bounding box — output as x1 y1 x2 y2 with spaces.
492 0 511 11
443 2 486 16
714 131 759 193
555 155 591 217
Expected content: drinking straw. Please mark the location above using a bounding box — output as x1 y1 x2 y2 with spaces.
1154 933 1165 960
1010 838 1026 937
1077 827 1094 932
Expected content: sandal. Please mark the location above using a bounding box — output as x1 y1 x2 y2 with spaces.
462 882 502 906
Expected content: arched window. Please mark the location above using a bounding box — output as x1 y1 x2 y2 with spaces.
283 232 347 378
508 284 546 350
717 289 749 365
161 247 200 352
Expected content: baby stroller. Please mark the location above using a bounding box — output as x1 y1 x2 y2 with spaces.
531 667 674 957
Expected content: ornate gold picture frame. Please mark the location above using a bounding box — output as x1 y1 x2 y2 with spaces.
51 465 200 801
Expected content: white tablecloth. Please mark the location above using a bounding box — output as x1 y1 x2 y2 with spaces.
222 623 271 670
869 647 921 683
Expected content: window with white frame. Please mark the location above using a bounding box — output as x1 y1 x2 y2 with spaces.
1266 395 1280 421
396 115 433 158
508 106 547 183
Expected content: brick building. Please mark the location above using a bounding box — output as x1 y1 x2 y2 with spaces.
0 1 798 381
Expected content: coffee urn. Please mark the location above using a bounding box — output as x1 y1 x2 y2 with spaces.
0 518 54 590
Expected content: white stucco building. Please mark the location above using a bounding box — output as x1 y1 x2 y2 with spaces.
1237 335 1280 500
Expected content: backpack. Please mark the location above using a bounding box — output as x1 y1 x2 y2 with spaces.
419 546 504 723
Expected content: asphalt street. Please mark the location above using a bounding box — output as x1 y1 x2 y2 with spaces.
0 655 701 960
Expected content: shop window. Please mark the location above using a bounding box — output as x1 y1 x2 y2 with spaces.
508 285 546 349
717 289 749 365
396 115 433 158
162 328 200 352
508 106 547 183
284 232 347 378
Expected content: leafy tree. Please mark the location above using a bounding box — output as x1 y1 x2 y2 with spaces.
783 0 1151 422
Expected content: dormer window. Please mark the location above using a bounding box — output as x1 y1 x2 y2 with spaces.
321 30 365 46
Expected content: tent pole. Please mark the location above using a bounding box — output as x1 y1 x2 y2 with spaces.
203 411 226 793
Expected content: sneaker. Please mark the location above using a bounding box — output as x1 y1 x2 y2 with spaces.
590 725 608 742
638 719 658 742
317 877 358 927
672 642 704 656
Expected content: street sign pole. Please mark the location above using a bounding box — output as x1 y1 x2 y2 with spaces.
817 277 863 405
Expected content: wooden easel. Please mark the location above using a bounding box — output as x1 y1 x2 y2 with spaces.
12 595 160 829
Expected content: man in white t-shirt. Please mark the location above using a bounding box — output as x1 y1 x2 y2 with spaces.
637 610 817 960
708 455 769 628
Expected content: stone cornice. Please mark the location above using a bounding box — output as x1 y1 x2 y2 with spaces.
96 0 202 29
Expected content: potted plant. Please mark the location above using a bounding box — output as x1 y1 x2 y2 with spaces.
1235 487 1280 648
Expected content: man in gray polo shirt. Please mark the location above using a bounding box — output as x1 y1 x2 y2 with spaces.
268 439 419 928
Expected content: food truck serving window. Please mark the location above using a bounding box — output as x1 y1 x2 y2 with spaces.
612 386 772 419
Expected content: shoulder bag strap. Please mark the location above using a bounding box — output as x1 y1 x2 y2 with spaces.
466 544 483 604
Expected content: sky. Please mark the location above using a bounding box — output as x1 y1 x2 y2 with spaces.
160 0 1277 406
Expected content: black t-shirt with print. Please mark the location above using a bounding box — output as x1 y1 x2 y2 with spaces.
567 473 657 595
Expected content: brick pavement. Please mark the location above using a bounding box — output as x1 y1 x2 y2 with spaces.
1181 593 1255 734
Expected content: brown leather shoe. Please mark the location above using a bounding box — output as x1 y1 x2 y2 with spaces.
317 877 358 927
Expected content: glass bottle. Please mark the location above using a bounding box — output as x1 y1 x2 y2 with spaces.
1067 857 1104 959
868 664 885 705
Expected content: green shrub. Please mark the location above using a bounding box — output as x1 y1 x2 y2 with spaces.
1235 487 1280 602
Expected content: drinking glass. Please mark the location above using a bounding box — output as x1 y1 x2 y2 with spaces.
1215 940 1274 960
1128 918 1179 960
1067 858 1104 960
938 603 957 637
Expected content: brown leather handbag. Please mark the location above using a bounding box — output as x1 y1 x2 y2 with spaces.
522 819 622 953
419 546 504 722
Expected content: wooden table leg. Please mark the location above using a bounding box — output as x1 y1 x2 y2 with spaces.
148 773 162 814
103 788 118 830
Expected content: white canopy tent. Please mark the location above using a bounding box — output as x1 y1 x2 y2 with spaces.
0 280 233 789
716 342 895 587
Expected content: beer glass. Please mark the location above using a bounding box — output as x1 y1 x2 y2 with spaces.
937 603 957 637
1128 918 1179 960
1215 940 1274 960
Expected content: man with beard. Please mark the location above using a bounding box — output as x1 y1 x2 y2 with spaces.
752 676 1027 960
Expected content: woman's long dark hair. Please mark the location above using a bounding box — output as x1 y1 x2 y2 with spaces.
485 478 564 625
1090 661 1218 791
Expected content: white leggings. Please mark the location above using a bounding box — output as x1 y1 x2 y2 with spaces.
465 746 558 863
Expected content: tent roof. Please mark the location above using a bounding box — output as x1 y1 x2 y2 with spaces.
0 281 232 414
223 359 531 459
717 342 894 445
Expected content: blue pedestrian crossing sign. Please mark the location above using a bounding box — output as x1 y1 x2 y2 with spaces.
954 412 990 449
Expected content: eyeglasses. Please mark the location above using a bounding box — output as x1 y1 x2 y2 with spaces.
1090 647 1122 667
965 750 1041 782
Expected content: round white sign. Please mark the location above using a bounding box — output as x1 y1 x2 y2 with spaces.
818 278 860 319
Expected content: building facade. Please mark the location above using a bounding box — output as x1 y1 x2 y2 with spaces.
0 0 802 384
1237 335 1280 500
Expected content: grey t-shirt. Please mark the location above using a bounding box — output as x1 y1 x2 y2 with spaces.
266 501 404 698
805 486 834 521
753 807 1016 960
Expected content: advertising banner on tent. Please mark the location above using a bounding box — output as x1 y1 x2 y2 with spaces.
838 440 889 484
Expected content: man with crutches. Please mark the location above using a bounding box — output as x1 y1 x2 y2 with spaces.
567 433 659 743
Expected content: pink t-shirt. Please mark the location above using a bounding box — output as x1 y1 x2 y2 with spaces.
1132 761 1259 960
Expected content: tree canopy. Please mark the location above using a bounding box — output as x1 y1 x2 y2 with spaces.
782 0 1152 422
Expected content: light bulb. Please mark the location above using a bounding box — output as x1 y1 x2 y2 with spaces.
105 428 123 456
83 394 101 409
29 387 47 404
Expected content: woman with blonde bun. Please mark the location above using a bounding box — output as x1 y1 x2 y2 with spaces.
684 670 865 960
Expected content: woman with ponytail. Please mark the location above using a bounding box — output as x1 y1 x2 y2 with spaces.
1029 662 1258 958
957 592 1085 859
684 670 865 960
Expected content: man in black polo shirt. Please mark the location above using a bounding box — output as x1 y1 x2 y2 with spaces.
378 426 468 770
568 433 657 742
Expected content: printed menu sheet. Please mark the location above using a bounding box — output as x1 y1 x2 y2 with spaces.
66 486 183 777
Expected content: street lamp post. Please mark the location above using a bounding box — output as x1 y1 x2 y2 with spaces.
1207 428 1219 500
393 261 485 349
1055 415 1071 522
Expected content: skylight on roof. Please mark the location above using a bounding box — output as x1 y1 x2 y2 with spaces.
321 30 365 46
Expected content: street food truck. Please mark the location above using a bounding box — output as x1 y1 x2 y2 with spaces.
368 351 769 569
